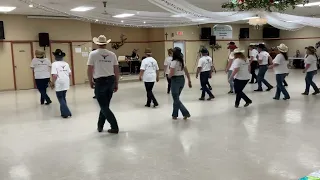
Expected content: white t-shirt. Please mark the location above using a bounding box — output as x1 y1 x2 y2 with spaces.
170 60 185 76
233 58 250 80
30 58 51 79
258 51 270 65
228 52 236 71
272 54 289 74
164 56 173 75
304 55 318 72
87 49 118 79
198 56 213 72
51 61 71 92
250 49 259 61
140 57 159 82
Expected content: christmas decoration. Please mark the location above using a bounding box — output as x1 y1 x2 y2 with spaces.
210 44 222 51
222 0 309 12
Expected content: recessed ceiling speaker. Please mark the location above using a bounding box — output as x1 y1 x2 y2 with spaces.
39 33 50 47
0 21 5 40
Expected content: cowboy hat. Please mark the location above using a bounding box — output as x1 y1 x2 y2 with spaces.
200 48 209 54
52 49 66 57
233 48 245 54
277 43 288 53
144 48 152 54
35 49 45 58
93 35 111 45
306 46 317 54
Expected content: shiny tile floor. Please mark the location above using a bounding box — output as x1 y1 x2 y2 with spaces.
1 70 320 180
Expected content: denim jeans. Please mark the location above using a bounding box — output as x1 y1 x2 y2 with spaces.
35 78 51 104
95 76 119 130
166 74 171 93
275 74 290 99
234 79 251 106
257 65 273 90
304 70 319 94
171 76 190 118
227 70 234 92
144 82 158 106
250 61 258 83
56 90 71 117
200 71 214 98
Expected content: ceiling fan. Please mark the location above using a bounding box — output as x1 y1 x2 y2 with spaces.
101 1 112 17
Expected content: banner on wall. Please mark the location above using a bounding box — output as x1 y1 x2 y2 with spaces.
213 25 233 40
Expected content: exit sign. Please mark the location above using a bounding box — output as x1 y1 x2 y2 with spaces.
176 31 184 36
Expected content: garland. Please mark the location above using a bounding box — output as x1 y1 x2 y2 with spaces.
222 0 309 12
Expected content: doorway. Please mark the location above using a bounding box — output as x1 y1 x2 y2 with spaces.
12 43 34 90
50 42 74 85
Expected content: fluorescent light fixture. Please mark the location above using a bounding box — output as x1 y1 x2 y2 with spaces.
29 4 34 8
113 13 135 18
171 14 187 18
297 1 320 7
243 16 260 20
0 6 16 12
95 19 98 22
121 20 124 23
70 6 95 12
143 21 146 24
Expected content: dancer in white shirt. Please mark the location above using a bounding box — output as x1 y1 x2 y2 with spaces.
302 46 320 95
255 44 274 92
248 45 259 84
30 50 52 105
164 49 173 94
225 42 237 94
268 44 290 100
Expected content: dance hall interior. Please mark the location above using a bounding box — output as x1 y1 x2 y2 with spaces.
1 0 320 179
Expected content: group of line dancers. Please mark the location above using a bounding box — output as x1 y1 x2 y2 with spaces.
30 35 319 133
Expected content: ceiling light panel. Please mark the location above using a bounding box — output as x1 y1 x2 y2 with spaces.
70 6 95 12
113 13 135 18
0 6 16 12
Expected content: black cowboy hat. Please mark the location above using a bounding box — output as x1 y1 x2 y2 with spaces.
52 49 66 57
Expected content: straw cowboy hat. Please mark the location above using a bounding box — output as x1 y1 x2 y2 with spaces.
144 48 152 55
93 35 111 45
277 43 289 53
35 50 45 58
233 48 245 54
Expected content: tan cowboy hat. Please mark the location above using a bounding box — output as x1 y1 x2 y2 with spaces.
35 50 45 58
277 43 288 53
145 48 152 54
306 46 317 54
233 48 245 54
93 35 111 45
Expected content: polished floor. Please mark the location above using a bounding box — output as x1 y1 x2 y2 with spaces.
1 70 320 180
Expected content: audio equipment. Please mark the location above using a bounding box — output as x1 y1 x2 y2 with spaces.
0 21 5 39
39 33 50 47
209 35 216 45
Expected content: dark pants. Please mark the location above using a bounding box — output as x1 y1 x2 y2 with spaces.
234 79 252 106
275 74 290 99
56 90 71 117
171 76 190 118
144 82 158 106
95 76 119 130
250 61 258 83
35 78 51 104
200 71 214 98
283 74 288 86
257 65 273 90
304 70 319 94
166 74 171 93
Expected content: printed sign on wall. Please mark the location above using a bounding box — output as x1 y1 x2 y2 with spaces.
213 25 233 40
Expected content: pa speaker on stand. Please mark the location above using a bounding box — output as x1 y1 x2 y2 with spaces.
209 35 216 45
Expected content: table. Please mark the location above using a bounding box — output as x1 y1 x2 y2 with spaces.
288 57 304 69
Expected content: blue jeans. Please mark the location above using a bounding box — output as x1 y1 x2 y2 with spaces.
56 90 72 117
35 78 51 104
171 76 190 118
275 74 290 99
227 70 234 92
234 79 251 106
95 76 119 130
304 70 319 94
200 71 214 98
257 65 273 90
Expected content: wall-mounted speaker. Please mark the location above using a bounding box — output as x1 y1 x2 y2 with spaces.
209 35 216 45
239 28 249 39
201 27 211 40
0 21 5 40
39 33 50 47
